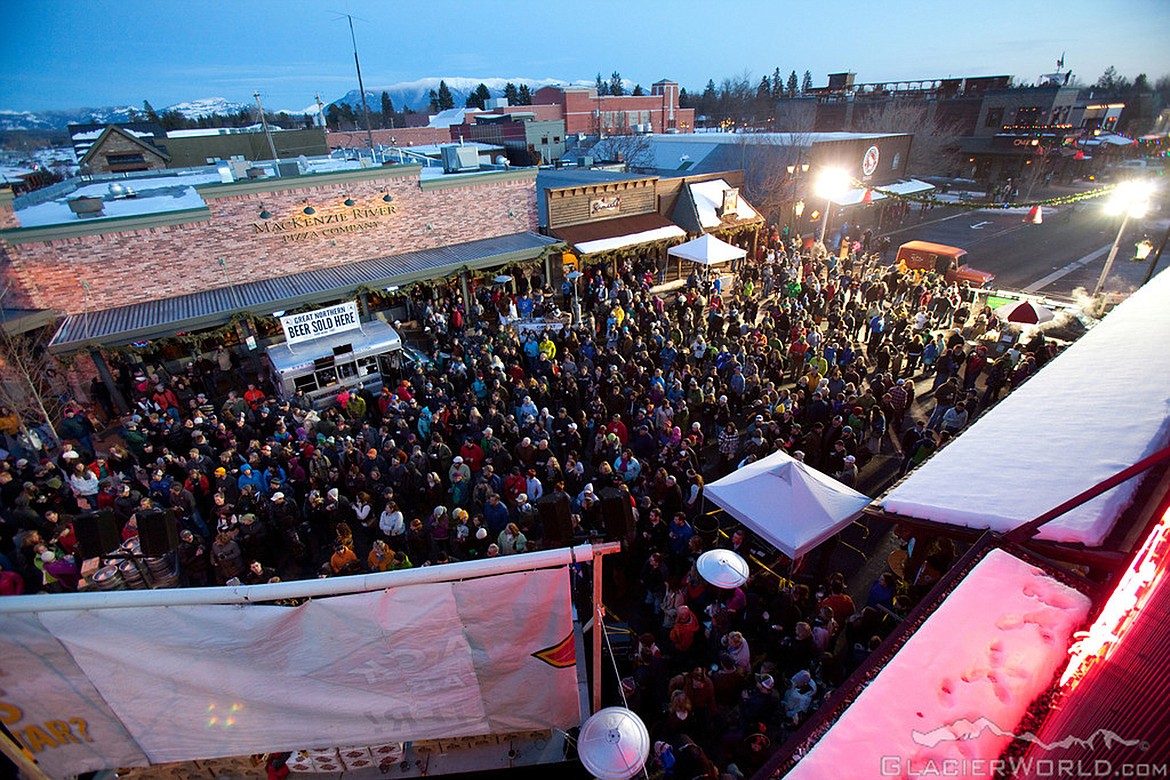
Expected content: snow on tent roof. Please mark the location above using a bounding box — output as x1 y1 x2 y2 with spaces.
880 267 1170 546
705 448 870 559
786 548 1090 779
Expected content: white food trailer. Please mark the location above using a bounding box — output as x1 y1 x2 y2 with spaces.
265 301 405 409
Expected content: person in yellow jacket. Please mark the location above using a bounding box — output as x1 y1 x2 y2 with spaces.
538 334 556 360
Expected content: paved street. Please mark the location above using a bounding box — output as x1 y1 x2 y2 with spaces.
878 188 1166 298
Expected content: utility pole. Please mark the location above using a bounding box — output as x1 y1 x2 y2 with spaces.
253 91 281 174
342 13 376 154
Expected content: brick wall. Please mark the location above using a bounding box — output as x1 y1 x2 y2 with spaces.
3 169 539 315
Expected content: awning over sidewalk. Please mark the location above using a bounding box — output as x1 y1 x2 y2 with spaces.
829 178 935 206
49 231 562 352
551 213 685 256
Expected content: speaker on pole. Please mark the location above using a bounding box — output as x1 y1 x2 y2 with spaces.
598 487 635 542
537 492 573 547
74 509 121 559
137 508 180 557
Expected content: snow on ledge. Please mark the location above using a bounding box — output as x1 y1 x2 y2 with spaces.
573 224 685 255
787 549 1090 780
880 267 1170 545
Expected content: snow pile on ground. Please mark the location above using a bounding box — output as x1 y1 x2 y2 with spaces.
787 549 1090 779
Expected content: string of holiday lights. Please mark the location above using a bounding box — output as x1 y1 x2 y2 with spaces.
853 179 1118 212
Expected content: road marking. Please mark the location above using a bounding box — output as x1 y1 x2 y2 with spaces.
1023 244 1112 292
970 221 991 229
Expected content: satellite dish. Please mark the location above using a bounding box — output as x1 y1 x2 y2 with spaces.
493 274 514 284
697 548 749 589
577 707 650 780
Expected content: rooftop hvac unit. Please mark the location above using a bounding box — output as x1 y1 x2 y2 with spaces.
441 144 480 173
277 161 301 177
228 159 251 179
577 156 593 168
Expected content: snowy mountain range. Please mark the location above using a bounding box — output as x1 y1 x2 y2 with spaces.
0 76 626 131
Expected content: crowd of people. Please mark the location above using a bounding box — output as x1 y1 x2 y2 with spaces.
0 223 1063 777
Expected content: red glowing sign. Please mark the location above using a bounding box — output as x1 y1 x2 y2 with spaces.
1059 508 1170 689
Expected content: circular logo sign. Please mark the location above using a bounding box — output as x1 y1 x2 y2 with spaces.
862 145 880 177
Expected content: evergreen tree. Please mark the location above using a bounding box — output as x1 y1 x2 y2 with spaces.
772 67 783 99
596 72 609 96
517 84 532 105
475 83 491 107
504 82 519 105
757 76 772 101
678 87 690 108
429 89 440 113
802 70 813 93
632 84 644 96
609 71 624 97
380 91 394 127
327 103 343 129
142 100 160 124
437 80 455 110
126 107 138 122
787 70 798 97
701 79 718 117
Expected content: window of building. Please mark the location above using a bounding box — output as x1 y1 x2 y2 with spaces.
541 136 549 145
1015 106 1041 127
553 136 560 143
106 153 146 165
985 108 1004 128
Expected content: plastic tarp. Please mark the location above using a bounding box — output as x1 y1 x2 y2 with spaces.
881 267 1170 545
667 233 747 267
705 449 871 559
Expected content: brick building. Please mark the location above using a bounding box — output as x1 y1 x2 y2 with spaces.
534 80 694 135
0 161 560 400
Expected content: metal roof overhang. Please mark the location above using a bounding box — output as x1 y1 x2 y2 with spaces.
49 231 562 353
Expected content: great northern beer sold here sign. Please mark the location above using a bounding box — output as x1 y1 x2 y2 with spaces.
280 301 361 346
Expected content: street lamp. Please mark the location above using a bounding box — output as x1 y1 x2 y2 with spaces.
786 162 809 235
815 168 851 249
1093 180 1156 297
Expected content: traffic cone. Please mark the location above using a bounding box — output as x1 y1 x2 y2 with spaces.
1024 205 1042 224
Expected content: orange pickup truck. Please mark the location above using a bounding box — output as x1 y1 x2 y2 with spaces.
896 241 996 287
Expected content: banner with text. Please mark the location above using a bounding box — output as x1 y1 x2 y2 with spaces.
279 300 361 346
0 567 579 775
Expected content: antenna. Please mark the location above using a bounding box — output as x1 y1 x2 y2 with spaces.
334 12 376 153
253 91 281 174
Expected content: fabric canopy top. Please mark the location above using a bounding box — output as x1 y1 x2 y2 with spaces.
705 449 871 559
667 233 746 266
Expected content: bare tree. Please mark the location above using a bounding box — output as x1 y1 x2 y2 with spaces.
595 132 655 172
850 99 964 176
0 309 62 448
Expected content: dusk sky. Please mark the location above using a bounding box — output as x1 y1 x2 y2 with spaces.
3 0 1169 112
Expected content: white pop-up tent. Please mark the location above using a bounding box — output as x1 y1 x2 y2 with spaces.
706 449 871 559
666 233 746 266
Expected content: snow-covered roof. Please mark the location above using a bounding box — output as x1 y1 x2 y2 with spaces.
12 169 222 227
428 108 481 128
0 165 36 183
687 178 760 227
880 266 1170 545
573 224 685 255
787 548 1090 779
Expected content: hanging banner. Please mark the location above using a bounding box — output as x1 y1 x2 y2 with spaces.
279 300 361 346
0 614 150 777
1 567 579 775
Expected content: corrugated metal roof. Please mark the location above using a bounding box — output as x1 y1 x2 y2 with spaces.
50 231 561 351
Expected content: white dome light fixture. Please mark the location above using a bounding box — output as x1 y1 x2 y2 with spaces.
696 548 749 589
577 706 650 780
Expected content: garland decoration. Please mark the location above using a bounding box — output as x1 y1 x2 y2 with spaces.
852 178 1118 212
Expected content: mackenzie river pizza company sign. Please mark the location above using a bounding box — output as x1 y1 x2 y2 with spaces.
252 202 398 244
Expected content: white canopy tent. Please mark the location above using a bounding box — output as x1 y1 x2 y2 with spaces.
706 449 872 559
666 233 746 267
